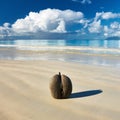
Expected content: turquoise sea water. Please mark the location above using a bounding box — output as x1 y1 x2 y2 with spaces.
0 39 120 48
0 39 120 67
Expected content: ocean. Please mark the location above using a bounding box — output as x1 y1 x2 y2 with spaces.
0 39 120 49
0 39 120 67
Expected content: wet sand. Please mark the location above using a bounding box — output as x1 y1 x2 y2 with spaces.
0 60 120 120
0 47 120 67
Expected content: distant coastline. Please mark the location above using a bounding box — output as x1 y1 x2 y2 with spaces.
105 36 120 40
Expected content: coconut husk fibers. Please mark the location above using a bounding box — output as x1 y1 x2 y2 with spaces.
50 72 72 99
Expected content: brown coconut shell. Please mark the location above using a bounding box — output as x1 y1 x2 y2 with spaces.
50 72 72 99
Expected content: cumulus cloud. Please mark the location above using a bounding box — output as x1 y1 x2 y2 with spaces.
101 12 120 19
103 22 120 37
3 23 10 28
12 8 84 34
79 19 90 28
51 20 66 33
0 23 12 38
1 9 120 39
88 20 102 33
94 12 120 20
87 11 120 37
110 22 120 29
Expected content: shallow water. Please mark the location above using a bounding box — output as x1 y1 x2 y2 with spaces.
0 39 120 47
0 39 120 67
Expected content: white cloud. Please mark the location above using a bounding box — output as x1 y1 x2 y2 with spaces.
94 12 120 20
113 31 120 36
102 12 120 19
0 23 12 37
110 22 120 29
103 26 111 37
88 20 102 33
79 19 90 28
12 8 84 33
103 22 120 37
111 22 120 36
87 12 120 37
1 9 120 39
3 23 10 28
51 20 66 33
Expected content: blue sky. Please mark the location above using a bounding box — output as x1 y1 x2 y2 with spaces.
0 0 120 39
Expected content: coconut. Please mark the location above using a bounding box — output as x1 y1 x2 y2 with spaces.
50 72 72 99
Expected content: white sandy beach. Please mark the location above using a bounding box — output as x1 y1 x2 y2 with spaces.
0 60 120 120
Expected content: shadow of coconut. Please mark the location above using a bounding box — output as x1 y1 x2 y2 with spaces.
69 89 102 99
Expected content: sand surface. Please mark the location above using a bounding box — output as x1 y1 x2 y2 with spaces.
0 60 120 120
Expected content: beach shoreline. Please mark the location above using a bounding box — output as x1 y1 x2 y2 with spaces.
0 60 120 120
0 47 120 68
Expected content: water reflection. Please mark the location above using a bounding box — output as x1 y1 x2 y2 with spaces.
0 39 120 49
0 39 120 67
14 39 66 46
104 40 120 48
17 39 120 48
0 47 120 68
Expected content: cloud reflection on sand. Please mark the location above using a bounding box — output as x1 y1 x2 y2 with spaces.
0 39 120 68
